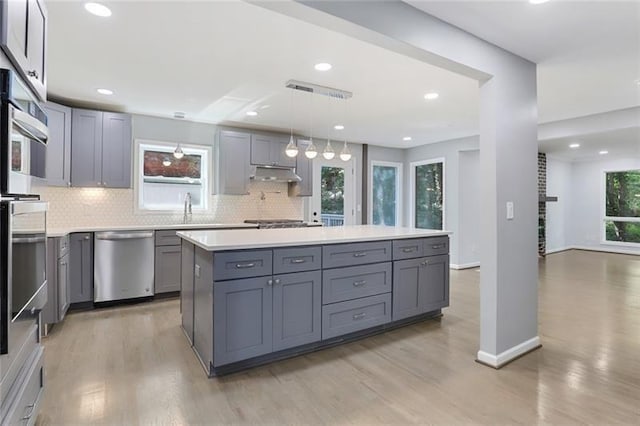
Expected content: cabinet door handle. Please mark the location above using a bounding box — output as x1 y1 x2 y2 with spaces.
291 258 306 264
402 247 415 253
274 278 281 285
84 235 90 240
353 280 367 287
431 244 445 249
235 263 255 269
421 260 429 266
353 252 367 258
352 312 366 320
21 403 36 420
267 279 273 286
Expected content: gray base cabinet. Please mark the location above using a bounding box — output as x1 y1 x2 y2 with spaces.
69 233 94 304
154 246 181 293
181 241 195 345
43 237 70 325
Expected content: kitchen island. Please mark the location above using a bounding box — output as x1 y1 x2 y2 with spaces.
178 225 451 376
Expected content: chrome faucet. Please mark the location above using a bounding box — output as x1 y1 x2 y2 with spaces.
183 192 192 224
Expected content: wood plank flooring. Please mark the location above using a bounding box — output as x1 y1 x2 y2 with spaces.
36 250 640 424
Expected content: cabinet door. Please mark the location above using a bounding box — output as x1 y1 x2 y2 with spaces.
288 139 313 197
69 233 93 303
273 271 321 351
213 277 273 366
25 0 46 99
42 238 58 324
250 134 274 166
58 252 70 319
0 0 29 73
101 112 132 188
419 254 450 312
71 109 103 187
43 102 71 187
154 245 181 293
271 136 296 168
216 130 250 195
392 257 422 321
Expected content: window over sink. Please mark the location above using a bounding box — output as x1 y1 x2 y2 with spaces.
135 140 211 213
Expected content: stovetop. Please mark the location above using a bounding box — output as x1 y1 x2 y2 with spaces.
244 219 307 229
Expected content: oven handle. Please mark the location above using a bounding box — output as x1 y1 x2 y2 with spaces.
12 108 49 144
12 236 46 244
11 201 48 215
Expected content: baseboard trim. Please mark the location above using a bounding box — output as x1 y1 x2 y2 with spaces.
571 245 640 256
545 246 572 255
476 336 541 369
450 261 480 270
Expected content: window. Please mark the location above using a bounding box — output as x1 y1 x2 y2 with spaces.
411 158 444 230
136 140 211 212
369 161 402 226
604 169 640 244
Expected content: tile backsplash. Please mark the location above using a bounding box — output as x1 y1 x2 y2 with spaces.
40 181 304 229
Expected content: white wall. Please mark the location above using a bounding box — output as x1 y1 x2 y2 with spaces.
545 158 572 253
569 157 640 255
458 150 481 267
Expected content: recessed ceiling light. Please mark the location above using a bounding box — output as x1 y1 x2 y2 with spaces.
569 143 580 148
334 125 344 130
599 150 609 155
96 88 113 95
246 111 258 117
529 0 550 4
84 2 112 17
424 92 439 100
314 63 332 71
403 136 412 141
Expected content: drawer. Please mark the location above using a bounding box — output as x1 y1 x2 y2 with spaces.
155 230 181 246
322 241 391 269
423 236 449 257
6 346 44 426
273 246 321 274
392 238 423 260
322 262 392 304
214 250 272 281
322 293 391 340
57 235 70 258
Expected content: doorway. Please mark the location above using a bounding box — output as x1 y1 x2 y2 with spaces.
310 157 355 226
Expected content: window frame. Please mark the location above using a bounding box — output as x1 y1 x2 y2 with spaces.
409 157 446 230
368 160 403 226
133 138 213 215
601 168 640 247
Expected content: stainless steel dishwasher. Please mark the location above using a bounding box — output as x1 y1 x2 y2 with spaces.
94 231 155 302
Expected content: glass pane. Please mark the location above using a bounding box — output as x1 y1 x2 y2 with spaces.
605 170 640 218
415 162 443 229
605 221 640 243
321 166 345 227
143 150 201 179
372 165 397 226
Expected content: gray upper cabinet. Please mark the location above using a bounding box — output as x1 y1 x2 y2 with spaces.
250 134 296 168
43 102 71 187
215 130 251 195
288 139 313 197
71 109 132 188
69 233 94 304
0 0 47 100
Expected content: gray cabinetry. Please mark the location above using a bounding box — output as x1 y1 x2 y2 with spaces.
43 102 72 187
322 294 392 340
288 139 313 197
273 246 321 275
250 134 296 168
393 254 449 321
323 241 392 269
181 240 195 345
215 130 251 195
213 250 272 281
71 109 132 188
69 233 93 304
155 246 181 294
0 0 47 100
322 262 392 304
43 236 70 326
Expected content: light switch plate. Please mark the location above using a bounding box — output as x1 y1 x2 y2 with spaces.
506 201 514 220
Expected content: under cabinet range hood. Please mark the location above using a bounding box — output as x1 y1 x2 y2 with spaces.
250 166 302 183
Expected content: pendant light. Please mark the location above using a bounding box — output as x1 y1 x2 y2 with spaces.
173 144 184 159
322 96 336 160
339 97 351 161
162 157 172 167
305 93 318 159
285 88 299 157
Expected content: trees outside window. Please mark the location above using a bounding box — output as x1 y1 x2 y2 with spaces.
413 160 444 230
605 170 640 244
371 162 401 226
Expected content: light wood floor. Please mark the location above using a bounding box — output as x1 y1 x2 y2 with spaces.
36 250 640 425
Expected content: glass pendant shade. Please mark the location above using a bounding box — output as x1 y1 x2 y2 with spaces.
305 140 318 159
285 135 299 157
162 157 172 167
173 144 184 159
339 142 352 161
322 140 335 160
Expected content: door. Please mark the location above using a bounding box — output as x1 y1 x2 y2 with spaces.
272 271 322 351
411 158 445 230
101 112 132 188
71 109 103 187
310 157 356 226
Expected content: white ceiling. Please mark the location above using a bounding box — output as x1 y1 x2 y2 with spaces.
46 0 640 155
539 127 640 161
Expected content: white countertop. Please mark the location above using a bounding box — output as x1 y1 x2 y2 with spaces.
47 222 259 237
177 225 451 251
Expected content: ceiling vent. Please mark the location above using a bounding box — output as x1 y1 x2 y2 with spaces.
285 80 352 99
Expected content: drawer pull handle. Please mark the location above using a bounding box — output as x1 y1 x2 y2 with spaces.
402 248 415 253
352 312 366 320
274 278 281 285
291 258 306 264
267 279 273 286
353 252 367 258
236 263 256 269
353 280 367 287
431 244 445 249
21 403 36 420
421 260 429 266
